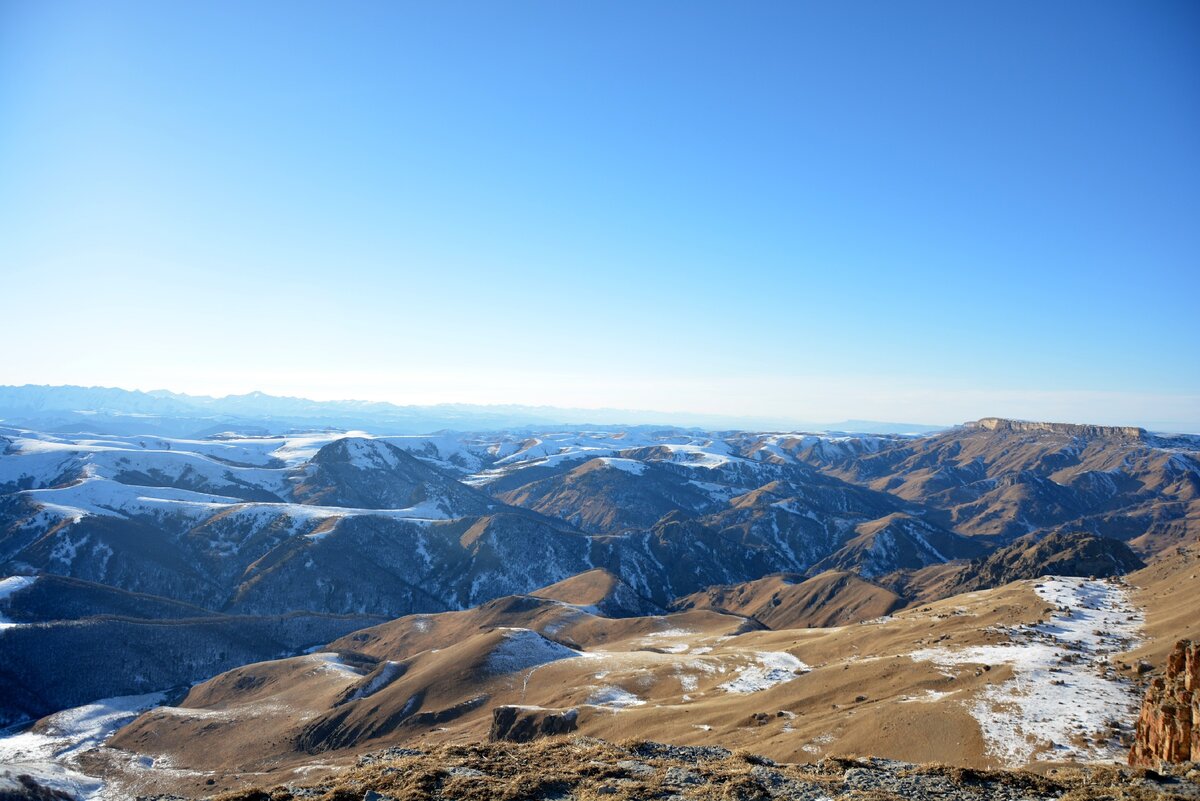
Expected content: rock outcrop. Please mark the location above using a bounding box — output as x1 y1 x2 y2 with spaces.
1130 639 1200 767
489 705 578 742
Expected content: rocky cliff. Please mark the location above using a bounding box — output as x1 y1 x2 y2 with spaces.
1130 639 1200 767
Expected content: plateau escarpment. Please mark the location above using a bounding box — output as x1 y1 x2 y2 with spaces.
971 417 1148 440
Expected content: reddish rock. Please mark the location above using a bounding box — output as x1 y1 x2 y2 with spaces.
1129 639 1200 767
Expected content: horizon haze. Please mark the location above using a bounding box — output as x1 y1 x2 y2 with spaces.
0 383 1197 434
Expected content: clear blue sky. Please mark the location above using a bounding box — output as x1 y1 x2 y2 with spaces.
2 1 1197 428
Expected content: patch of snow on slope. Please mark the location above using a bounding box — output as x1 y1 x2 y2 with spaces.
1 434 296 499
641 628 695 653
486 628 580 675
475 431 735 478
347 662 405 702
659 443 733 469
720 652 809 693
0 575 35 603
900 689 955 703
587 686 646 709
688 479 739 502
597 457 647 475
490 433 629 470
270 433 370 466
910 576 1143 767
643 627 694 639
0 575 36 631
0 691 166 800
307 653 363 678
19 473 449 537
301 498 452 540
377 434 487 473
340 438 401 470
22 477 242 521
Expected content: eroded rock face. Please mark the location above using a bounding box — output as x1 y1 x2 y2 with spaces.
1130 639 1200 766
489 705 578 742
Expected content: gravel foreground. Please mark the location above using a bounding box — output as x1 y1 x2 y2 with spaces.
134 738 1200 801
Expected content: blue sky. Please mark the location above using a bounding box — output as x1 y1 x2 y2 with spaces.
1 2 1197 428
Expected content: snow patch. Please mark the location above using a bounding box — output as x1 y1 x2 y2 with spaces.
486 628 579 675
0 691 166 800
0 575 36 600
900 689 955 703
719 651 809 693
586 686 646 709
347 662 404 702
339 438 401 470
597 457 647 475
307 653 363 678
0 575 36 631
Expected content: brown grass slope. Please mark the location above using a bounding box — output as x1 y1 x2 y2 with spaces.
1125 540 1200 670
673 570 903 629
100 577 1101 798
529 567 662 616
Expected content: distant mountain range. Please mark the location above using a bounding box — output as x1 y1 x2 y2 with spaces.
2 414 1197 725
0 384 946 436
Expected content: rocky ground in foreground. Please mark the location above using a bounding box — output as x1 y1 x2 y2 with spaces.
130 738 1200 801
